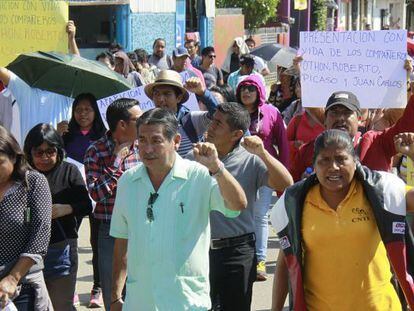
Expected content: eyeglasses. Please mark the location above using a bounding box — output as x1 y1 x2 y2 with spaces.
208 54 216 59
32 147 57 158
240 85 257 93
146 192 159 222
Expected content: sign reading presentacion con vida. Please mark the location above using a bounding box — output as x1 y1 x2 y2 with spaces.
0 1 68 67
299 30 407 108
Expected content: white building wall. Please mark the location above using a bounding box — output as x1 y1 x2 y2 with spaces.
130 0 176 13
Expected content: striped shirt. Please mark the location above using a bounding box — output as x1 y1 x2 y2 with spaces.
84 131 140 221
177 111 211 157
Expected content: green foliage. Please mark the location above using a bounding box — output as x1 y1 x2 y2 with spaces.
311 0 327 30
217 0 280 31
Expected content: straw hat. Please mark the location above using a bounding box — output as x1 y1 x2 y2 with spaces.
144 70 189 104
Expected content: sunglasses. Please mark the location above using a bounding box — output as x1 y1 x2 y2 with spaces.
240 85 257 93
208 54 216 59
146 192 159 222
32 147 57 158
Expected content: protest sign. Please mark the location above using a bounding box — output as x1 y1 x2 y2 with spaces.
299 30 407 108
96 86 199 128
0 1 68 67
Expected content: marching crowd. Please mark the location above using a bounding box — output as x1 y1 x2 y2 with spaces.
1 20 414 311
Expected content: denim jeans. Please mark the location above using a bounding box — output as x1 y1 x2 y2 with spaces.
97 222 115 311
45 238 78 311
253 186 273 262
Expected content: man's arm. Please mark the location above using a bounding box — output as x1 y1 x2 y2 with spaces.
242 136 293 191
193 142 247 211
0 67 11 86
67 20 80 56
110 238 127 311
217 68 224 86
84 142 131 202
185 77 219 116
271 251 289 311
394 132 414 162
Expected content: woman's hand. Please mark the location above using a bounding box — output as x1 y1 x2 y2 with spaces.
0 275 18 308
52 204 73 219
56 121 69 136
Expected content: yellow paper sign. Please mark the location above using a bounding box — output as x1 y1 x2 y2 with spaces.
294 0 307 10
407 157 414 187
0 1 68 67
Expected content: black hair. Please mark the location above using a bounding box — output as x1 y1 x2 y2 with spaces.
153 38 166 48
245 37 256 46
109 42 123 52
217 102 251 132
106 98 139 132
235 83 260 109
136 108 178 141
64 93 106 145
0 125 31 183
239 54 255 68
185 39 199 47
95 52 114 66
210 85 237 103
313 129 358 165
127 52 138 63
24 123 65 168
201 46 215 57
134 49 149 63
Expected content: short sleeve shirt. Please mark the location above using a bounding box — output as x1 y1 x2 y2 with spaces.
254 56 268 73
197 65 223 89
110 155 239 310
187 145 268 238
302 180 401 310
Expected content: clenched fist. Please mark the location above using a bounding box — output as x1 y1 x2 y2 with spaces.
193 142 221 173
241 136 266 156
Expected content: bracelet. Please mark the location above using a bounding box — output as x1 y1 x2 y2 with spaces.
210 161 225 178
111 297 123 305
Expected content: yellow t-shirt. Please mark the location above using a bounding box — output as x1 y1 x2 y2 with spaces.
302 179 401 311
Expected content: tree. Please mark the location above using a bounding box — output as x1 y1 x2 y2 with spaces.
311 0 327 30
217 0 280 31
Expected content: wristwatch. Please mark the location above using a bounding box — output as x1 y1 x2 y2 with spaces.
210 161 225 178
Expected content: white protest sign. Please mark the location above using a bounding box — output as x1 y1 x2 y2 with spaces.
299 30 407 108
96 86 199 128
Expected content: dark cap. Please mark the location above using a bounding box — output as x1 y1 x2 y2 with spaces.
173 46 190 58
240 54 255 67
325 91 361 115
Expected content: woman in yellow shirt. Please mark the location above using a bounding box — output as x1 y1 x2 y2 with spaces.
270 129 414 311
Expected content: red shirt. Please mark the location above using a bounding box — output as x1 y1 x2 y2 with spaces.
290 95 414 182
84 131 140 221
287 112 324 169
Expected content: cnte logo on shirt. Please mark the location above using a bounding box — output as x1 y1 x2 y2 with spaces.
351 207 370 223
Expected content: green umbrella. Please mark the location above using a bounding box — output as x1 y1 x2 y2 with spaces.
6 51 133 99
